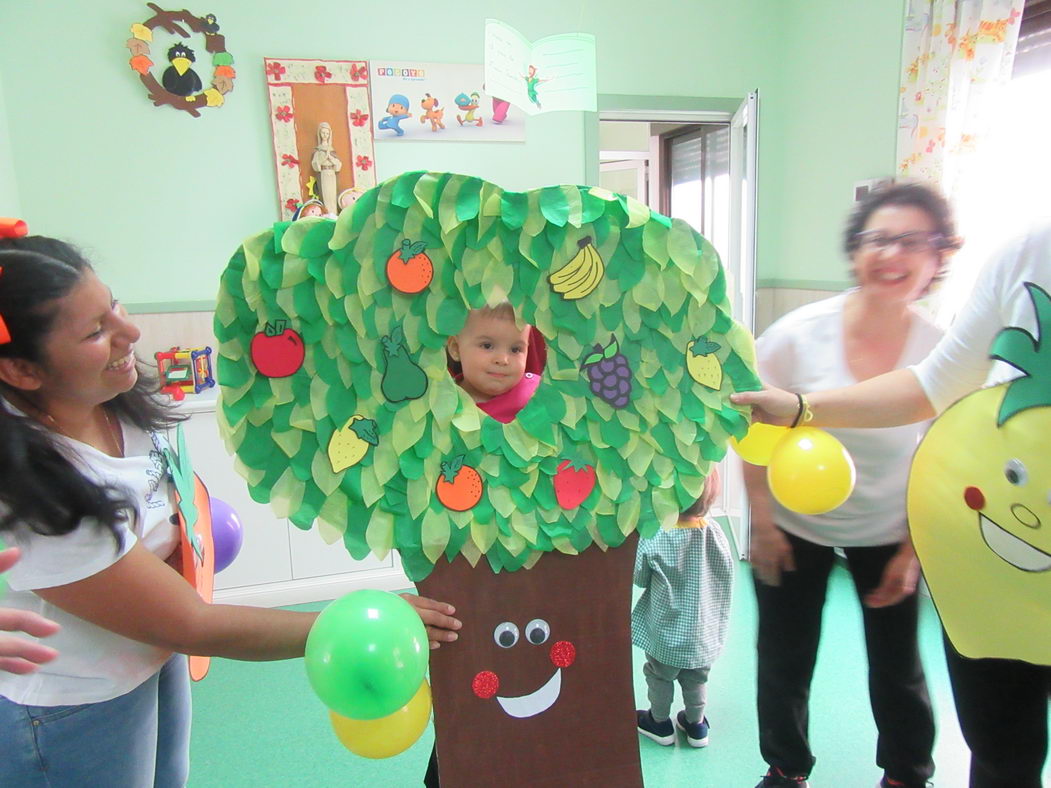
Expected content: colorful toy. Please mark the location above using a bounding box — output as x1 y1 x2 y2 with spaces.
155 346 215 400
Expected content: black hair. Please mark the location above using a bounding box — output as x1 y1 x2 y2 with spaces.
843 182 961 290
0 236 181 540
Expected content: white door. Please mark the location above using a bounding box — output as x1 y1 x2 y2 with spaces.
721 91 759 558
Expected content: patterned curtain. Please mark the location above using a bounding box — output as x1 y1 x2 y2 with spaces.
896 0 1025 196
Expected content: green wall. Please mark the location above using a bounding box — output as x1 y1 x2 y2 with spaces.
759 0 906 289
0 1 904 305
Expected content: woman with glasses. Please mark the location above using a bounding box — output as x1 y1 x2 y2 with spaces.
748 183 959 788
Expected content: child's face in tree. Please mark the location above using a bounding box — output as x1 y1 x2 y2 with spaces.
448 310 530 403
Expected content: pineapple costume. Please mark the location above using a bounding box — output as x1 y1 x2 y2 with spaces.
907 224 1051 787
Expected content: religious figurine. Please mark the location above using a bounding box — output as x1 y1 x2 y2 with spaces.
311 121 342 216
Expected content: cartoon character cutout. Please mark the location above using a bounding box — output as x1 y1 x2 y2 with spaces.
523 65 550 110
907 282 1051 665
420 93 445 132
377 94 412 137
454 91 484 127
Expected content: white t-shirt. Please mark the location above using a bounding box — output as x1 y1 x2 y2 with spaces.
913 220 1051 412
0 419 179 706
757 292 943 546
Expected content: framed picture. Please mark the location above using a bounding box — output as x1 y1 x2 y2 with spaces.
264 58 377 220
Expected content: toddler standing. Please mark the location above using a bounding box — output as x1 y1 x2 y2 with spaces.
632 469 734 748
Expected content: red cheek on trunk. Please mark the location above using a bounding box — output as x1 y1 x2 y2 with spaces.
964 486 985 511
472 670 500 699
549 640 576 668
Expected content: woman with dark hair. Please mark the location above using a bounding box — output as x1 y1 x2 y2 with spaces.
748 183 958 788
0 235 461 787
735 215 1051 788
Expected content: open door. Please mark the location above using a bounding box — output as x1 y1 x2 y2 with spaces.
720 90 759 558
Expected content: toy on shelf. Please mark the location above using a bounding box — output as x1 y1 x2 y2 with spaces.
156 346 215 400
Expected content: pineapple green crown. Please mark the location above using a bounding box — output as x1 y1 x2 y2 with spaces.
214 171 760 581
990 282 1051 426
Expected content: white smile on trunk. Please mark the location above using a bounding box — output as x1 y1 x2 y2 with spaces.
979 513 1051 572
495 669 562 718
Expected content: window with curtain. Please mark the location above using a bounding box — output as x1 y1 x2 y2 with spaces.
934 0 1051 323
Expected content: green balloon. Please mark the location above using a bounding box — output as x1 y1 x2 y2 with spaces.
305 589 428 720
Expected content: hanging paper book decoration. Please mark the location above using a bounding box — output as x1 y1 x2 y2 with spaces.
213 172 760 582
125 4 235 117
907 282 1051 666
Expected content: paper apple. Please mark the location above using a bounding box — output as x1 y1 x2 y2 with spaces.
250 319 304 377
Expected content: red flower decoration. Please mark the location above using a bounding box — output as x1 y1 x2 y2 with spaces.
275 105 293 123
266 61 286 80
350 110 370 127
350 64 368 82
314 65 332 84
280 154 299 168
284 198 299 214
356 155 372 171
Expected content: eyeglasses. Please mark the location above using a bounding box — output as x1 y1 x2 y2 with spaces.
854 230 946 254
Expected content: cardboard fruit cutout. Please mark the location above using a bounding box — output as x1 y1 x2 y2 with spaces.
214 172 760 785
908 282 1051 665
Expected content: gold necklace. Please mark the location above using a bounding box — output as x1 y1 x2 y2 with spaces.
101 407 124 458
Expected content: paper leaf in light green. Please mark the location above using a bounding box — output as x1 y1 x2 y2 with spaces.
365 507 394 558
422 508 450 563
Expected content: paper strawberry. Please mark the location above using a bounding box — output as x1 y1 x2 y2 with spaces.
553 459 596 509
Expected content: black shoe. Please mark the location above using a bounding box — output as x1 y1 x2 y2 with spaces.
674 710 709 747
755 766 810 787
878 777 933 788
635 709 675 745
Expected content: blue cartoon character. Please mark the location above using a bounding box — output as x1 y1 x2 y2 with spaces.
377 94 412 137
455 91 484 127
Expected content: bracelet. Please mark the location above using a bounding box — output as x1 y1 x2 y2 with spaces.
791 393 814 428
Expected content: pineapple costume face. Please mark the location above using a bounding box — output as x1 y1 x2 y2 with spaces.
214 173 760 581
907 282 1051 664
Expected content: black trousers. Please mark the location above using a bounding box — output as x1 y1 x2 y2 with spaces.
943 634 1050 788
753 530 935 784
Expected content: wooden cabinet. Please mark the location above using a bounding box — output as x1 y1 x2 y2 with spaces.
175 393 410 607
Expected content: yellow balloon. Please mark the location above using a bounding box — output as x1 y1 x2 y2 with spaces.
731 422 791 466
766 427 856 515
329 680 432 759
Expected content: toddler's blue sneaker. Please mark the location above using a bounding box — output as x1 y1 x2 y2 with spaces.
675 710 710 747
635 709 675 746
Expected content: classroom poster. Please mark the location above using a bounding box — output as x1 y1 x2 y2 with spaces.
369 61 525 142
483 19 597 115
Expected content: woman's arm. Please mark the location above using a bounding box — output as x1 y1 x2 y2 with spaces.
731 367 935 428
35 542 460 660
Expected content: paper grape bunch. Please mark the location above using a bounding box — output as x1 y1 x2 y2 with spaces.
214 172 759 581
581 337 633 409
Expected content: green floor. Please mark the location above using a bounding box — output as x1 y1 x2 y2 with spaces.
187 558 1046 787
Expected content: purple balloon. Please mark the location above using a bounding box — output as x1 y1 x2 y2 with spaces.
209 497 244 574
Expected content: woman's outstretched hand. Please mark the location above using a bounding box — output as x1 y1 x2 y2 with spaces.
730 386 798 426
400 593 462 650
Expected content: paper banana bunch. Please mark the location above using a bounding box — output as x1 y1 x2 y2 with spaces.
548 236 605 300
